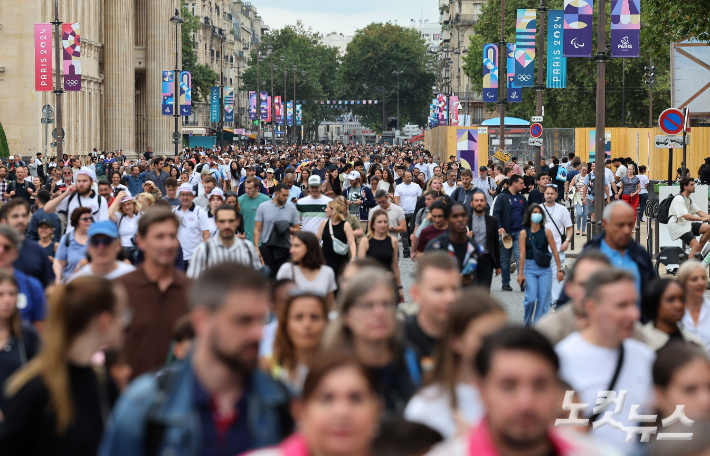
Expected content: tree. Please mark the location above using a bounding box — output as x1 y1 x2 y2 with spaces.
645 0 710 57
0 121 9 158
339 23 435 133
462 0 670 128
181 3 218 102
241 22 341 142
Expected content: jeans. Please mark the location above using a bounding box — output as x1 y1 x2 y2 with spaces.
575 202 589 232
523 259 552 326
402 213 415 255
550 251 565 305
500 231 520 287
639 193 649 220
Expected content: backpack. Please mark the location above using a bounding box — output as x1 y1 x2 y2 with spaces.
657 193 680 224
66 191 103 216
452 185 477 207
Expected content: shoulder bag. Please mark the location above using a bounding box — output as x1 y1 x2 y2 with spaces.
590 345 625 422
543 205 567 244
525 228 552 268
329 220 349 255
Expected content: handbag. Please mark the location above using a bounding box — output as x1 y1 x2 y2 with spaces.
526 228 552 268
329 220 349 255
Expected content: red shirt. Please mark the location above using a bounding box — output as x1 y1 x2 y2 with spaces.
417 225 447 252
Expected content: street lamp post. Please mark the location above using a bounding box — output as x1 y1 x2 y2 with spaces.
392 70 403 133
293 65 298 145
170 9 184 157
267 45 275 149
51 0 64 159
219 33 225 152
363 82 386 138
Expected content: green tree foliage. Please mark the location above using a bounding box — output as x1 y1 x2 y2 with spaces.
339 23 435 133
181 4 219 102
0 121 9 158
241 22 341 141
645 0 710 56
462 0 670 128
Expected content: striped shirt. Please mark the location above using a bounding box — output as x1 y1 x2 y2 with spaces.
186 235 262 278
296 194 332 234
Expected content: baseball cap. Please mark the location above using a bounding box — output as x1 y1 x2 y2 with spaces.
348 171 361 181
209 188 225 201
200 168 212 175
88 221 119 239
178 183 195 195
308 175 321 187
37 217 55 228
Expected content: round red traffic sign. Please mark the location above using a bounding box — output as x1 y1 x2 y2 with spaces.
659 109 684 136
530 123 543 138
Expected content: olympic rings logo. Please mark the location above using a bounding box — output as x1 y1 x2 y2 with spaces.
65 80 80 87
516 74 532 81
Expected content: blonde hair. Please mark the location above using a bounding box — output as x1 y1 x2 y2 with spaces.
6 277 121 434
366 209 389 239
137 192 155 207
328 200 345 223
117 198 143 216
677 259 707 286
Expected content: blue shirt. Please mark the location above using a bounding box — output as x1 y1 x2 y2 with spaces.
14 238 55 286
56 233 88 282
14 269 47 323
600 239 641 296
194 375 251 456
123 171 148 196
509 193 525 233
26 208 62 242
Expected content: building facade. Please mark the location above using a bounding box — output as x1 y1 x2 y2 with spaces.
321 32 353 56
0 0 184 158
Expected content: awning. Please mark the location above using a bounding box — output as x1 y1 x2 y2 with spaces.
481 117 530 126
247 134 257 139
182 127 208 135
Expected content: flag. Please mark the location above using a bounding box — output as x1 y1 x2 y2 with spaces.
296 104 302 126
179 71 192 115
564 0 594 57
248 91 257 119
507 44 522 102
514 9 536 87
62 23 81 91
34 24 53 91
547 11 567 88
483 43 498 102
162 71 174 116
210 86 220 122
611 0 640 57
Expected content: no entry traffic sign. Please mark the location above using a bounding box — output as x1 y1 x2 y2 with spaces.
530 123 543 138
658 109 684 136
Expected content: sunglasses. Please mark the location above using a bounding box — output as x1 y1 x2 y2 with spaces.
79 216 94 222
90 237 114 247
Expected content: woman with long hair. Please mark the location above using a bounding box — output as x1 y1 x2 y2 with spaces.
318 200 357 276
404 289 506 438
358 209 403 302
53 207 92 284
108 192 142 260
299 167 311 193
677 260 710 352
0 270 40 411
136 192 155 212
0 277 128 455
323 167 342 198
639 278 706 352
230 160 241 191
249 354 381 456
276 232 336 310
517 204 563 327
168 166 180 181
571 164 589 235
268 291 329 394
323 270 419 413
378 168 395 197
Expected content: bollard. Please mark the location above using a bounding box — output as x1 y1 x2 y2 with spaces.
596 221 603 237
586 216 592 243
569 206 575 250
635 207 641 244
654 217 660 258
647 216 653 253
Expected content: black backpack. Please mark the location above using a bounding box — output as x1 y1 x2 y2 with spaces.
657 193 679 224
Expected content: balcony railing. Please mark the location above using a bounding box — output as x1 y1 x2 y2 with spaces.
453 14 477 25
183 120 199 126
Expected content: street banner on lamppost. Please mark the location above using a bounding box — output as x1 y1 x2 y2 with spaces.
296 104 302 126
179 71 192 116
248 91 257 120
259 91 269 120
62 23 81 91
34 24 53 91
162 71 174 115
514 9 536 87
611 0 640 57
286 102 293 126
224 87 234 122
563 0 594 57
547 11 567 88
450 97 459 125
483 43 498 102
210 86 220 122
266 96 272 122
507 44 522 102
275 96 283 125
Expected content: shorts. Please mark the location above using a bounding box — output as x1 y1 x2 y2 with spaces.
679 222 704 244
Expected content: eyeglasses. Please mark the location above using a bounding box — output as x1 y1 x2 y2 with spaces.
90 237 114 247
79 217 94 223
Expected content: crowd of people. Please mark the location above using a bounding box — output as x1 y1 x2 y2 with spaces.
0 145 708 456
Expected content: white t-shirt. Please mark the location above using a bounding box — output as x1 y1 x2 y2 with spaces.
395 182 422 214
369 203 405 229
404 383 485 439
276 263 337 297
615 165 627 181
69 261 136 281
117 213 141 248
56 191 109 234
541 203 573 252
442 181 458 196
556 332 655 454
668 194 701 241
605 168 616 192
637 175 649 194
296 194 332 234
681 297 710 353
173 204 211 261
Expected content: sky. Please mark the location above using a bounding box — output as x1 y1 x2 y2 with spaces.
257 0 440 37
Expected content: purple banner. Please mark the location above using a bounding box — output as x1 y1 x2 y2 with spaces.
482 44 498 102
259 91 268 120
563 0 594 57
249 91 257 120
611 0 640 57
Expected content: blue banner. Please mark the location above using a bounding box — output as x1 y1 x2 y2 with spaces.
482 43 498 103
286 102 293 126
179 71 192 116
210 86 220 122
514 9 536 87
295 104 302 126
507 44 522 103
224 87 234 122
547 10 567 88
162 71 174 116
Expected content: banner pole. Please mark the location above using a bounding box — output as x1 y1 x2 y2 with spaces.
534 0 546 172
51 0 63 159
498 0 506 151
593 0 608 223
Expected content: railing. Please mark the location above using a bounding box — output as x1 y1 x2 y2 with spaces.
183 121 199 126
204 17 211 25
454 14 477 25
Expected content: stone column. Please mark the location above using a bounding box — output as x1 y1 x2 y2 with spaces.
145 0 176 155
103 0 136 154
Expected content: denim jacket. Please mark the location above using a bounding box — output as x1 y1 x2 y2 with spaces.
98 358 292 456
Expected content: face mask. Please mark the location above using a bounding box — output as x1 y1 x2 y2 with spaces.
531 213 543 224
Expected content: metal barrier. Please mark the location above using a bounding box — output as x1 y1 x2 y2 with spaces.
568 206 575 251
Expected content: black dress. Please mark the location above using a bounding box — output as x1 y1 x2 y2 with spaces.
322 220 349 276
366 236 394 272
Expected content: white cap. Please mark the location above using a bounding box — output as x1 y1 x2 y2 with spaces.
178 183 195 195
307 175 321 186
209 188 225 201
348 171 361 181
76 166 97 182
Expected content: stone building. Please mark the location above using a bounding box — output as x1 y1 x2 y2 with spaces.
0 0 187 158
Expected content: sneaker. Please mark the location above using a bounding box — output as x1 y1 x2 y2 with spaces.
510 263 517 274
502 285 513 291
